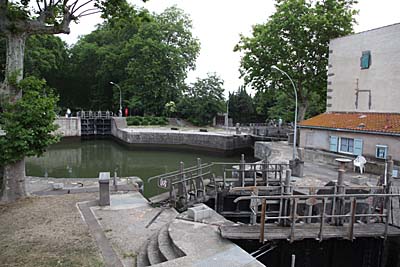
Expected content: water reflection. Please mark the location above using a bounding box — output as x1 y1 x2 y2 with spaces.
26 137 243 181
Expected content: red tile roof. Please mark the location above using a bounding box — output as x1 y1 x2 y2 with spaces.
299 112 400 134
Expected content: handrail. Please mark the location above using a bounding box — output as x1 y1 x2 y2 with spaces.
233 193 400 203
233 193 400 243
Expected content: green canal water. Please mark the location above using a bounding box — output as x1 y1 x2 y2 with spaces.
25 138 248 197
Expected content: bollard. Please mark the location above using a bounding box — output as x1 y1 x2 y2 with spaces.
235 123 241 134
99 172 111 206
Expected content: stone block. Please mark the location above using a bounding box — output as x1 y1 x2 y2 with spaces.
187 204 213 222
99 172 110 206
52 183 64 190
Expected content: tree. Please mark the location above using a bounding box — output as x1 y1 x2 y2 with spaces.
124 6 200 115
228 86 256 124
0 0 129 202
67 6 199 113
235 0 358 121
178 73 225 126
0 77 59 200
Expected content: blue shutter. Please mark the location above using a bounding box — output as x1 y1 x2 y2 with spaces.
329 136 338 152
354 139 363 155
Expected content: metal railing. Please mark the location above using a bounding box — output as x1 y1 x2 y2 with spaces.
147 158 290 208
77 110 114 119
233 187 399 243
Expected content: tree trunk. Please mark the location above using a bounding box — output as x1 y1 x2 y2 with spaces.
1 159 26 202
297 102 308 122
0 33 27 202
2 33 27 99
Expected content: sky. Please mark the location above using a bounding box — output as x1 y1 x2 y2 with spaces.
60 0 400 96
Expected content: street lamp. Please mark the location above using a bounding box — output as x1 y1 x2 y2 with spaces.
271 65 298 160
110 81 122 117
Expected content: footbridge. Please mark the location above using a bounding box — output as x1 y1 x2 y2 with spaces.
147 157 400 243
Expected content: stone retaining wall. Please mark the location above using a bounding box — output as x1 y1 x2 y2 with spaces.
111 118 252 153
55 117 81 137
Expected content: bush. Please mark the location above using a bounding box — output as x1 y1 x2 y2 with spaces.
126 116 168 126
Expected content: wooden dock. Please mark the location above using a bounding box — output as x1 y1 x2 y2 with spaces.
220 223 400 241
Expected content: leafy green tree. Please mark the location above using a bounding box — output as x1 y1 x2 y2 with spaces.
235 0 358 121
0 77 59 201
68 6 199 113
228 87 256 124
178 73 225 126
0 0 130 201
124 6 200 115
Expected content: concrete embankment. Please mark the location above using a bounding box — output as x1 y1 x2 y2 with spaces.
54 117 253 153
55 117 81 137
111 117 253 153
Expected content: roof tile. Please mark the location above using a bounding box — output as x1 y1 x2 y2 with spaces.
299 112 400 134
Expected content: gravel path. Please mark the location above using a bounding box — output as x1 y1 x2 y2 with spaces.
0 193 104 267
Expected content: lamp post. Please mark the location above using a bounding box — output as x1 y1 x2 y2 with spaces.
110 81 122 117
271 65 298 160
225 100 229 133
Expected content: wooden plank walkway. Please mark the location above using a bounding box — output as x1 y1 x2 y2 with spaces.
220 223 400 241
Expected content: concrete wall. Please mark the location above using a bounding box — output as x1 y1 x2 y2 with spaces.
55 117 81 137
300 128 400 172
327 23 400 113
111 118 252 153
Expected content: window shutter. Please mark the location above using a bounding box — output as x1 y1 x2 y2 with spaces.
354 139 363 155
329 136 338 152
360 51 371 69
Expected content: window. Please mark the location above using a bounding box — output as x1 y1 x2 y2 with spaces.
337 137 363 155
360 51 371 69
339 137 354 153
376 145 388 159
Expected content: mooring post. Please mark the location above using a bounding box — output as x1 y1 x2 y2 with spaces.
240 154 245 187
99 172 111 206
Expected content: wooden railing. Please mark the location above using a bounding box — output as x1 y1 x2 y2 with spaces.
147 158 289 208
233 188 399 243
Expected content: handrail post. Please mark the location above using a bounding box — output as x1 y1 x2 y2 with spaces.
260 198 266 243
348 197 356 241
178 162 185 200
240 154 245 187
290 198 298 242
336 169 345 226
318 198 327 242
197 158 203 197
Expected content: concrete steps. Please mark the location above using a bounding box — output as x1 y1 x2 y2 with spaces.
137 223 185 266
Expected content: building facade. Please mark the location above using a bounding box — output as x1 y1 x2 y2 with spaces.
299 23 400 164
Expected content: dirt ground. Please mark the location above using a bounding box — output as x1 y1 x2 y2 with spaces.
0 193 104 267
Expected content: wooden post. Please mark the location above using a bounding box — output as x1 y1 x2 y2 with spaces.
336 169 345 226
290 198 298 243
240 154 245 187
260 199 266 243
197 158 202 193
178 162 185 199
262 160 267 185
318 198 326 242
348 198 356 241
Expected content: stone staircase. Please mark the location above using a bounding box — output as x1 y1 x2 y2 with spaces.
136 223 185 267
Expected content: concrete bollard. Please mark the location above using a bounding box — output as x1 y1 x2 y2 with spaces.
235 123 241 134
99 172 111 206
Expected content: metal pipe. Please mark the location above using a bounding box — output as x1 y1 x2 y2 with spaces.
109 81 122 117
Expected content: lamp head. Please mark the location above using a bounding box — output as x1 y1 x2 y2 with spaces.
271 65 279 70
110 81 115 85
